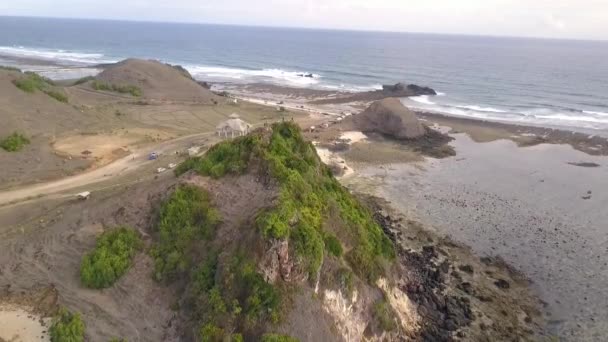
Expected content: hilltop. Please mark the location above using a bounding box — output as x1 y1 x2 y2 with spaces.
94 59 218 103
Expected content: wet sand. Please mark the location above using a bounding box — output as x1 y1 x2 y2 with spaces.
344 134 608 341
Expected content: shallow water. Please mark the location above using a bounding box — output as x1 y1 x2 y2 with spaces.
347 135 608 341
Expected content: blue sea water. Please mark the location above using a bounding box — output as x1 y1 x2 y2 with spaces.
1 16 608 130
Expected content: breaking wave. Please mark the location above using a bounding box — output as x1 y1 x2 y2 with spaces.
0 46 114 65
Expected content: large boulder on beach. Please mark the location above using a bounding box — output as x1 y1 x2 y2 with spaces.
354 98 426 139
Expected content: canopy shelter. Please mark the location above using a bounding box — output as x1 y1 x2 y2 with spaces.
216 113 252 138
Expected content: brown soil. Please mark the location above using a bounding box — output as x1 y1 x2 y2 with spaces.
0 67 295 190
0 175 181 341
96 59 219 104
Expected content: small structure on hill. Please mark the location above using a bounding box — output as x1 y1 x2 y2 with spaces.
216 113 252 138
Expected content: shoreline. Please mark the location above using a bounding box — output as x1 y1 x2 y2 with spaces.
220 82 608 157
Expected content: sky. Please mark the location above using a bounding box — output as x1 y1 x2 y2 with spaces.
1 0 607 40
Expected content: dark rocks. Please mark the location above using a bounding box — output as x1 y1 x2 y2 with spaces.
312 82 436 104
458 264 474 274
382 83 437 96
494 279 511 290
567 162 601 167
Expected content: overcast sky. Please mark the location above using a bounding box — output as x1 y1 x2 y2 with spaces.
1 0 606 40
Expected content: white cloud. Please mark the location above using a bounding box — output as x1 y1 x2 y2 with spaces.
1 0 606 40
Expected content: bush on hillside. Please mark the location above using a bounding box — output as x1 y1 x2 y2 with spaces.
261 333 299 342
80 227 142 288
13 72 53 93
373 299 397 332
49 308 85 342
151 185 220 281
45 89 69 103
12 72 69 102
176 122 395 282
0 132 30 152
92 80 142 97
73 76 95 85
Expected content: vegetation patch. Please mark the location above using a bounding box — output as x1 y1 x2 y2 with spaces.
178 122 394 282
12 71 69 102
373 299 397 332
45 89 69 103
261 333 299 342
92 80 142 97
0 65 22 72
73 75 95 85
0 132 30 152
80 227 142 289
193 253 283 341
49 308 85 342
151 185 220 281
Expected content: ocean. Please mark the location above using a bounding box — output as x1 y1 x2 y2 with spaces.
1 16 608 130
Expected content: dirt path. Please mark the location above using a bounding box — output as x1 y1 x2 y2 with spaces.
0 131 214 207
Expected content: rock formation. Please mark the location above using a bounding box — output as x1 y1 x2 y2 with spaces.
311 82 437 105
354 98 427 139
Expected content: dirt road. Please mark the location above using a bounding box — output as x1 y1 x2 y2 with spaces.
0 131 214 207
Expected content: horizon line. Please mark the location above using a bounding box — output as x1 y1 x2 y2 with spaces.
1 14 607 43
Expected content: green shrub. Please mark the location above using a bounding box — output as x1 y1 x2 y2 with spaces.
200 323 224 342
45 89 68 103
92 80 142 97
373 300 397 332
12 72 68 102
336 268 354 296
178 122 395 282
49 308 85 342
192 254 218 295
175 134 260 178
261 333 299 342
0 132 30 152
151 185 220 281
292 222 324 278
324 234 343 257
80 227 142 288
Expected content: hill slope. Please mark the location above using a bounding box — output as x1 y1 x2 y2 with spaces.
95 59 218 103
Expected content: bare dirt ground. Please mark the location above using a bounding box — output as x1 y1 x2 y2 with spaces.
0 174 181 341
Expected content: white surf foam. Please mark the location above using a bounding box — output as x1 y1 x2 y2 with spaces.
409 95 436 105
583 110 608 117
187 65 321 87
0 46 113 65
455 105 508 113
